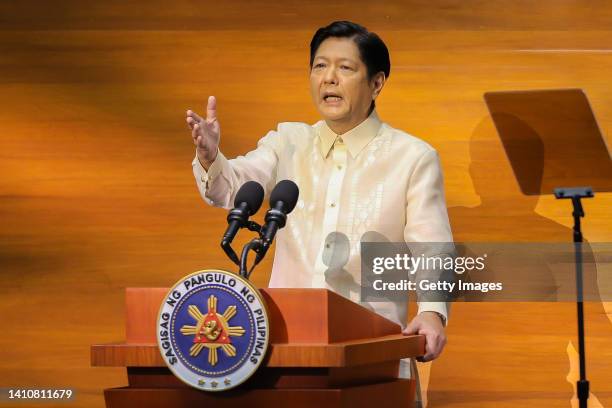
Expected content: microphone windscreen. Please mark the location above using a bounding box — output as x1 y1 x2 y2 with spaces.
269 180 299 214
234 181 265 215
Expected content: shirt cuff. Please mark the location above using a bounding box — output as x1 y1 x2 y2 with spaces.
417 301 448 327
192 150 227 189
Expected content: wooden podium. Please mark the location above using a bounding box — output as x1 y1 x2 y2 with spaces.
91 287 425 407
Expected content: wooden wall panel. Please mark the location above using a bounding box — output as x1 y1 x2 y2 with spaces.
0 2 610 407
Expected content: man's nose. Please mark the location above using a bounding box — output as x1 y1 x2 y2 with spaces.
323 67 338 85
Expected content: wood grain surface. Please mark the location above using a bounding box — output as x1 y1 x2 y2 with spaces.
124 287 403 344
101 378 415 408
1 1 611 407
91 334 424 368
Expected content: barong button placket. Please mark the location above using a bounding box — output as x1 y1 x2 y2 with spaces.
312 137 348 287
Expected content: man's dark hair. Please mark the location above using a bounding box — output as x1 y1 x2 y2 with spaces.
309 21 391 80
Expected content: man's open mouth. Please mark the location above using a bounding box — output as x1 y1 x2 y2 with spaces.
323 93 343 102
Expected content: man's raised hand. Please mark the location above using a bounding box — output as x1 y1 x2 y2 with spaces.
186 96 220 169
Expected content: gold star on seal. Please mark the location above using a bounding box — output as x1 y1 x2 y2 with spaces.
180 295 246 366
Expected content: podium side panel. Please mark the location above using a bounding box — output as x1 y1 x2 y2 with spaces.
126 288 167 343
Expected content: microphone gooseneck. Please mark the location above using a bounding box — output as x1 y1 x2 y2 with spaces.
254 180 300 265
221 181 264 265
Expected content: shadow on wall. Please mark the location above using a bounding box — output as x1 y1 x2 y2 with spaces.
427 116 612 407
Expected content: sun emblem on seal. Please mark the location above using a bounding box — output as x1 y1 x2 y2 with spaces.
179 294 246 366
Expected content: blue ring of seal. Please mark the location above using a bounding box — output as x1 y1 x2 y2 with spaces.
170 284 255 377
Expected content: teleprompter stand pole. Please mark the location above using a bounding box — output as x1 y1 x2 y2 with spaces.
554 186 594 408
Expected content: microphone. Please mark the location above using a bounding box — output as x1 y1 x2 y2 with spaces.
256 180 299 263
221 181 264 264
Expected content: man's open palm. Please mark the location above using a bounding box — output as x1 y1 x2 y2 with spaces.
186 95 220 166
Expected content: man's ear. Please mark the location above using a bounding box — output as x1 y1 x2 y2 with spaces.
371 72 386 99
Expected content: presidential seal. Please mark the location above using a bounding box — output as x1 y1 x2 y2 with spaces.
157 269 269 391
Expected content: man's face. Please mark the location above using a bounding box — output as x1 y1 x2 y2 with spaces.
310 37 378 132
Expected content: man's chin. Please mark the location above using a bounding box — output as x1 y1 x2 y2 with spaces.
319 107 348 122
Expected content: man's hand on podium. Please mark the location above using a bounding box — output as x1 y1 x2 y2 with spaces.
403 311 447 362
